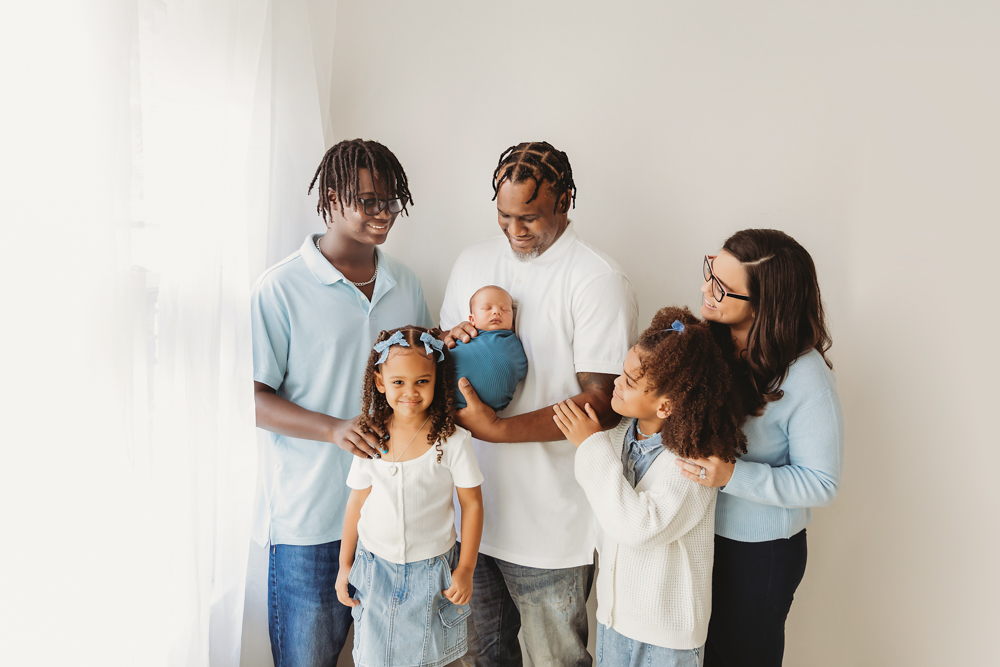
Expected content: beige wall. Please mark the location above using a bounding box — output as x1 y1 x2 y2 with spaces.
242 2 1000 665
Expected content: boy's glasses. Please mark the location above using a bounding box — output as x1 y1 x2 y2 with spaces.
703 255 751 302
359 196 404 216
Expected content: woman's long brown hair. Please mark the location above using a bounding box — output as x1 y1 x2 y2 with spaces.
711 228 833 415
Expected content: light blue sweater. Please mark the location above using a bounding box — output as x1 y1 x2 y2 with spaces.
716 348 845 542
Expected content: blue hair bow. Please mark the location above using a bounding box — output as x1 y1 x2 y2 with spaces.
373 331 409 364
373 330 445 365
419 332 446 362
661 319 686 334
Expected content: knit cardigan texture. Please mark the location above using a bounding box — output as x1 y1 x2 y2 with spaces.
575 418 718 650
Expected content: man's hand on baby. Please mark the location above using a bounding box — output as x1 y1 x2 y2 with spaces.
335 565 358 608
441 322 478 349
330 415 385 459
443 566 474 606
552 400 603 447
456 379 504 441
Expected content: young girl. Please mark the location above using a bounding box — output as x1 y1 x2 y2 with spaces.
553 307 747 667
335 326 484 667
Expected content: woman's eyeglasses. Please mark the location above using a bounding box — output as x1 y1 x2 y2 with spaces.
703 255 751 302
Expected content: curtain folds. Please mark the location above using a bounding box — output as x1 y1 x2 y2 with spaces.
2 1 334 665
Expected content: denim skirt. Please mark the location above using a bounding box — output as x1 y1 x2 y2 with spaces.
349 541 471 667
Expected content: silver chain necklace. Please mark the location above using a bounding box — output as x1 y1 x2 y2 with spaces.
386 415 432 476
315 236 378 287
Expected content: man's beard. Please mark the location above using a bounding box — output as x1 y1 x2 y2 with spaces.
510 246 540 262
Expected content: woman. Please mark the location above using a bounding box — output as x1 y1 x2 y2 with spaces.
674 229 845 666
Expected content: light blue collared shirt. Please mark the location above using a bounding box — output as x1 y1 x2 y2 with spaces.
251 234 433 546
620 418 666 488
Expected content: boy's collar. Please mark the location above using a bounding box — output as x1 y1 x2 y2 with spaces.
301 234 395 286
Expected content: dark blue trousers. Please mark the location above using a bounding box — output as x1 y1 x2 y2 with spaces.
704 530 808 667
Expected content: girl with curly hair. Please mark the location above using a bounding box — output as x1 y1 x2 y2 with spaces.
553 306 747 667
681 229 845 666
335 326 484 667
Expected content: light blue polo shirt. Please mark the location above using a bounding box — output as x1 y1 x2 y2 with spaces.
251 234 433 546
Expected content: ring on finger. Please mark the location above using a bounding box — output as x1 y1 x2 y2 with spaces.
699 467 706 480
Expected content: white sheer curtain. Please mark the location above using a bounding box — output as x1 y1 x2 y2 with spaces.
1 1 332 665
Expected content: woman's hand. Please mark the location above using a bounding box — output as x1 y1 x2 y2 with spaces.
443 565 474 606
674 455 735 487
335 563 358 608
552 400 603 447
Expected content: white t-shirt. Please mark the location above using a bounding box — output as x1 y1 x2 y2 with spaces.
440 224 638 568
346 426 483 564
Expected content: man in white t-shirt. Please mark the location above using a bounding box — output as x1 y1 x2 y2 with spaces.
440 141 638 666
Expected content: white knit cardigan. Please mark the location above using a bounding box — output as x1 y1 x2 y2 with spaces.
574 418 718 650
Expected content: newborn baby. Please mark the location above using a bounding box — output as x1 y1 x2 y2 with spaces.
450 285 528 411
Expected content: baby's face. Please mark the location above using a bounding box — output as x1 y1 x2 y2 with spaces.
469 287 514 331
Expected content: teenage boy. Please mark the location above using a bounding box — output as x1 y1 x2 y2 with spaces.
252 139 433 667
440 141 639 666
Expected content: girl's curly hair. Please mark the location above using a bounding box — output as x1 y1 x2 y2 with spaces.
359 326 457 463
635 307 748 463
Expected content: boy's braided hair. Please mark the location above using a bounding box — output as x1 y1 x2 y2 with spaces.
308 139 413 222
492 141 576 214
359 326 457 463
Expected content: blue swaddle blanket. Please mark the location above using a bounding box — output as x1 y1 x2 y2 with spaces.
450 329 528 411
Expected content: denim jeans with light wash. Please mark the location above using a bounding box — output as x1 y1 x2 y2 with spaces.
268 540 354 667
460 547 595 667
596 623 702 667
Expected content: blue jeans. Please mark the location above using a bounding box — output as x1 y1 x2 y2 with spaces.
596 624 702 667
268 540 354 667
460 548 594 667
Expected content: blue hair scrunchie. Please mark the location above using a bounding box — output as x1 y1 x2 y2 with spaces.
660 319 686 334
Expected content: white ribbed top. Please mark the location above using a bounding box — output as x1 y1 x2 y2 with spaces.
575 419 717 650
347 427 483 564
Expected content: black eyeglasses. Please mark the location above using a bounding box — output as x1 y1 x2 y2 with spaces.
358 197 404 216
704 255 751 302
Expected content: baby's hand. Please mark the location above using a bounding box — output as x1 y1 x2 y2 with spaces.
443 565 473 606
552 400 603 447
335 564 358 608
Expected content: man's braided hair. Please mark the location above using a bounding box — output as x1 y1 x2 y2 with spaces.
308 139 413 222
492 141 577 214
